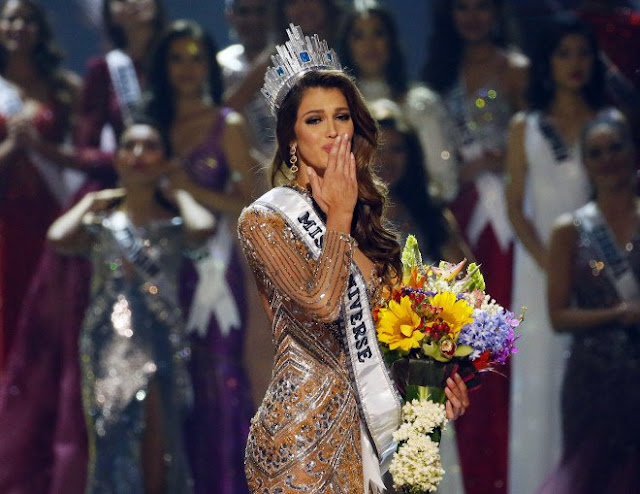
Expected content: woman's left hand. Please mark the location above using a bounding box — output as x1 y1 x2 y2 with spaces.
444 373 470 420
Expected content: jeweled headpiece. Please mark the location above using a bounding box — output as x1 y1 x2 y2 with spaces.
262 24 342 116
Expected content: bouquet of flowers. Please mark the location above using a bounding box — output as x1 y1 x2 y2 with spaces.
374 235 521 493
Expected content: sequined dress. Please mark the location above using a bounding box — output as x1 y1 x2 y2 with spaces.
238 193 368 493
538 206 640 494
80 210 193 493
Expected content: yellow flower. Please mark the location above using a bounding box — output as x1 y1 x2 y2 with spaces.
426 291 474 338
377 295 425 353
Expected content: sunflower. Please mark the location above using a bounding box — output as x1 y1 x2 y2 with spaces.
376 295 425 353
426 291 474 339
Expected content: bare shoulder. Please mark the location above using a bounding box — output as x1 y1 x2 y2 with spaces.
222 109 250 145
223 109 246 129
508 111 527 135
551 212 578 241
503 50 530 107
60 69 82 91
506 50 530 71
55 69 82 103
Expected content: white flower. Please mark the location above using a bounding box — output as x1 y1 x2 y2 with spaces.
389 434 444 493
479 294 504 315
389 398 448 492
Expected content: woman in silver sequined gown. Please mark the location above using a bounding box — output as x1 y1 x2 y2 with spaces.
47 121 215 494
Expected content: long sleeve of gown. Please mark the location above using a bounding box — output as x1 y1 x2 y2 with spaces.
238 206 354 323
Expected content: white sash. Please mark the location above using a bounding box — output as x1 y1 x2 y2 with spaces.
459 143 513 252
254 186 402 488
186 218 242 337
105 49 142 126
0 75 83 205
576 202 640 301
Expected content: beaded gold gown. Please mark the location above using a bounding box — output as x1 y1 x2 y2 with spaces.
238 197 369 493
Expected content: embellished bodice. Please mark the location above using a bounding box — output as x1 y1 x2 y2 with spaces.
573 213 640 312
238 202 366 493
85 211 185 301
443 76 513 161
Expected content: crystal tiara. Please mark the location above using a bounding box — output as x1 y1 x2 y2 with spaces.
261 24 342 116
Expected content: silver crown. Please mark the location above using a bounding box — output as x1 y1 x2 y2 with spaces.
262 24 342 116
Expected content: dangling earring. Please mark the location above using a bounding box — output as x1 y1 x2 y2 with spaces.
289 143 299 174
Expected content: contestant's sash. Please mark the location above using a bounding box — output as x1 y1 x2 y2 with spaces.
255 186 402 467
457 132 512 252
576 202 640 301
105 49 142 126
186 217 242 338
106 211 176 296
451 83 513 252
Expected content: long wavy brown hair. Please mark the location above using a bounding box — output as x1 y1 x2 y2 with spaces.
269 69 401 279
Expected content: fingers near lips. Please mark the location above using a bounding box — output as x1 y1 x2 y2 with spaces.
328 134 341 171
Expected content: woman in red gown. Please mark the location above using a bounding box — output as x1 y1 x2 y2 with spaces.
423 1 529 493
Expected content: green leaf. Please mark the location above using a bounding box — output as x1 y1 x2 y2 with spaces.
401 235 422 283
464 262 485 291
454 345 474 357
421 342 451 362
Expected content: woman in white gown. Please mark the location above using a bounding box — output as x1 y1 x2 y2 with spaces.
505 14 606 494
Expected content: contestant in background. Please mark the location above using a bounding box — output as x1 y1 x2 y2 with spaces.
506 14 605 494
422 1 528 492
338 4 459 204
0 1 166 492
0 0 79 373
47 118 214 494
540 111 640 494
217 0 276 166
73 0 166 177
145 19 257 493
369 98 471 265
